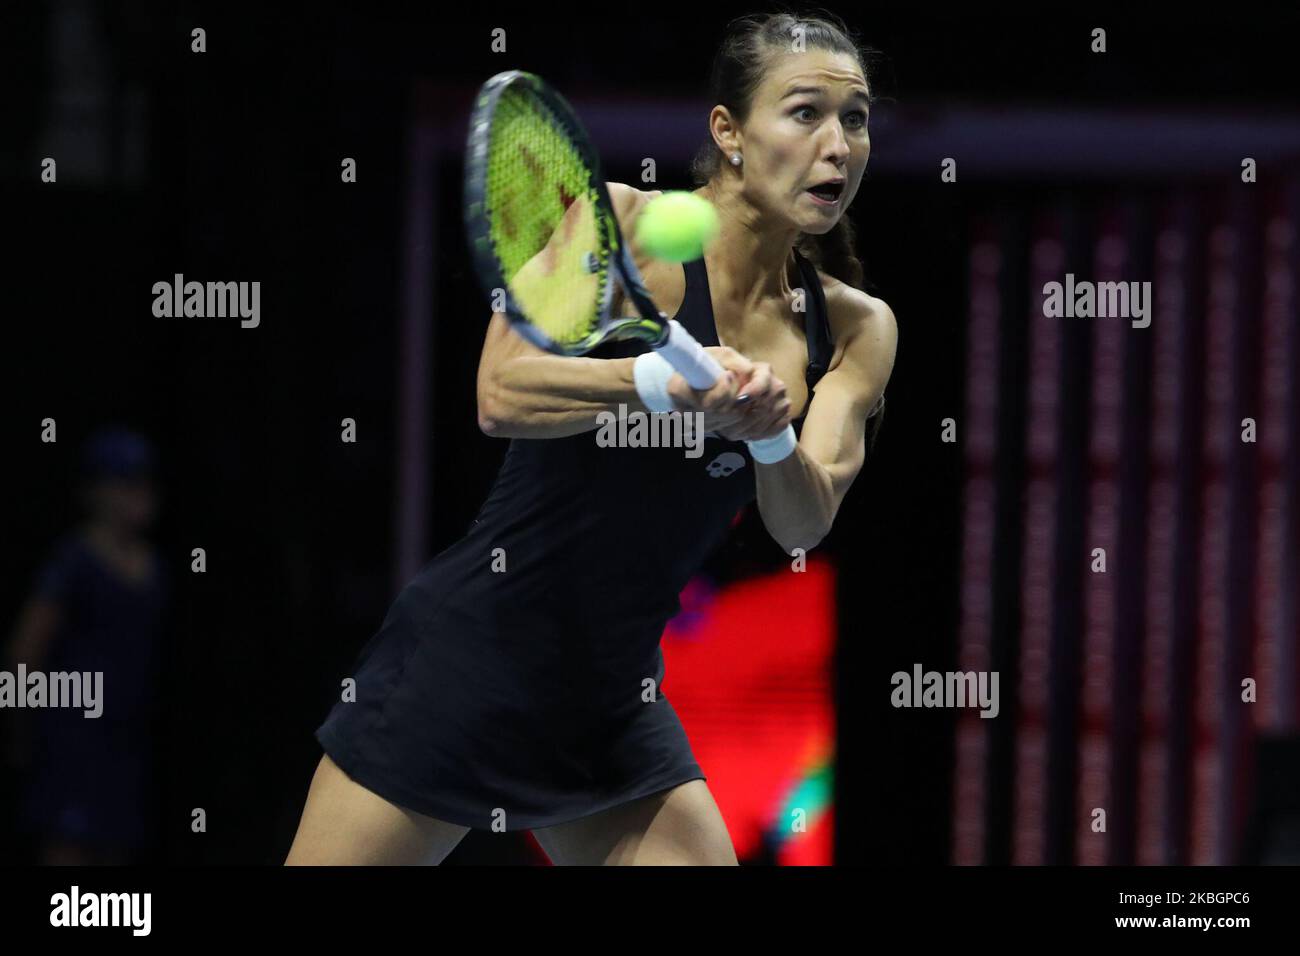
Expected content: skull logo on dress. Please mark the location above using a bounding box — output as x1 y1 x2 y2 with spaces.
705 452 746 478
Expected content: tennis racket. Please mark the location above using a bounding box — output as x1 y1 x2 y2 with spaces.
463 69 724 391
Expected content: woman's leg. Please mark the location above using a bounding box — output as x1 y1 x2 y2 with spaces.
285 754 470 865
531 779 737 865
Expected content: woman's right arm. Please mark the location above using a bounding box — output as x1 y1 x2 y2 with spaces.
476 181 653 439
475 180 660 442
477 313 773 439
476 183 764 440
476 311 650 439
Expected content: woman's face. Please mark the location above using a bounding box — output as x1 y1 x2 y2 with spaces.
89 476 157 530
734 49 871 234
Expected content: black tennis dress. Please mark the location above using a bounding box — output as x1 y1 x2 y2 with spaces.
315 247 835 831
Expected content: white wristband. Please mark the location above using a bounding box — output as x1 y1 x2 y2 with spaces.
747 425 797 463
633 351 677 414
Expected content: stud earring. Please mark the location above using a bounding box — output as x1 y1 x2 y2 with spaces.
730 153 742 166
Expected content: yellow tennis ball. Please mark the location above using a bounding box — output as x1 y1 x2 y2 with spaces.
633 191 720 263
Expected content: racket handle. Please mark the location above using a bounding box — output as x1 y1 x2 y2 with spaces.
655 319 723 390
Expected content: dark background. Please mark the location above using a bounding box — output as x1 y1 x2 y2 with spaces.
3 2 1299 864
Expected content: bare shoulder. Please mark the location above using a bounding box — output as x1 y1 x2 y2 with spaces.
606 182 662 220
818 271 898 371
604 184 681 312
606 182 663 247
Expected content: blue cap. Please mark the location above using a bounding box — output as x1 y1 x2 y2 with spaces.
81 427 156 480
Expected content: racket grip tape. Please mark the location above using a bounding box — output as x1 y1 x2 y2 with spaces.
655 319 723 390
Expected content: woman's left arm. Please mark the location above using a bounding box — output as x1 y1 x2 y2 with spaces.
754 294 898 554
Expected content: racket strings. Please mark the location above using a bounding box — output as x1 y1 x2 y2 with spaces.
486 87 611 348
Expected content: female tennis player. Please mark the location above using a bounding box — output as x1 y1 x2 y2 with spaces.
286 11 896 866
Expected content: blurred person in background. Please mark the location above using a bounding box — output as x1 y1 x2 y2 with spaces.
3 426 169 865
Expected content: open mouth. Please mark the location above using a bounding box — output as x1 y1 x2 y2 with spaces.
806 179 845 203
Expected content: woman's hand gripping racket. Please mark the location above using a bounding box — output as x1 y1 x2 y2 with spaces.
462 69 725 394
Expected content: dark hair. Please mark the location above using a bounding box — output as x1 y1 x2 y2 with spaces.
689 8 887 451
81 426 156 481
